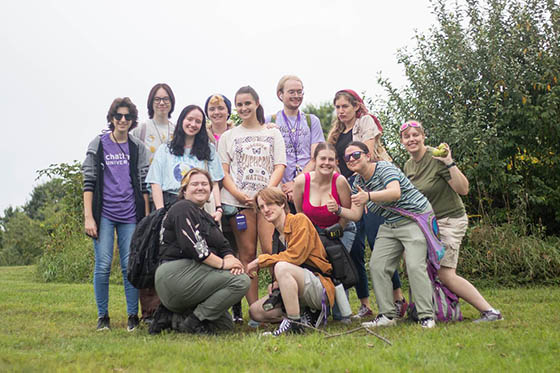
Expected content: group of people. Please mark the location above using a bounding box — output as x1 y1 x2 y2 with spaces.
82 76 502 336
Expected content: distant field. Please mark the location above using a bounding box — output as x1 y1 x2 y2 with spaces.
1 266 559 372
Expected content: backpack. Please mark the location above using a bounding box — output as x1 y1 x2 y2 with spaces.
318 234 358 290
127 208 166 289
381 206 463 322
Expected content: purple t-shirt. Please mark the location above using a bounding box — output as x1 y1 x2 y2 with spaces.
266 110 325 183
101 133 136 223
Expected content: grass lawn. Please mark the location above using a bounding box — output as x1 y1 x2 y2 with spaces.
1 266 559 372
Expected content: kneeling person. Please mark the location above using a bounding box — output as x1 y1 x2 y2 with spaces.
154 168 250 334
247 187 335 336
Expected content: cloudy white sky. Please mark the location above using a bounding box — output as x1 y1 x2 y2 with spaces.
0 0 436 214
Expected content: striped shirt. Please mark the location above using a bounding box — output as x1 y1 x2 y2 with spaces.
351 161 429 223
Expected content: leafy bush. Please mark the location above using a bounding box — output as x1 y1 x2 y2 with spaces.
460 220 560 286
37 233 94 283
374 0 560 234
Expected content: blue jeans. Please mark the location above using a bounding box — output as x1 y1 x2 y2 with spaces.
93 216 139 317
350 212 402 300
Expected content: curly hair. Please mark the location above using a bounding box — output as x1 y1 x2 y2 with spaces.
106 97 138 131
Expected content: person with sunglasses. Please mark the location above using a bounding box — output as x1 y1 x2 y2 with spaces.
327 140 436 328
327 90 406 320
83 97 150 332
131 83 176 325
400 120 502 323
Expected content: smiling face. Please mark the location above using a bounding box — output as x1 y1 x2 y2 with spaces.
257 196 285 224
111 107 132 133
207 100 229 126
400 127 426 155
280 79 304 111
182 108 204 138
314 148 337 176
235 93 259 122
152 87 171 118
334 96 359 125
344 145 369 173
184 173 212 206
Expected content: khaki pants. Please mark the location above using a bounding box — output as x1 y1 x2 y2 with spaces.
370 219 433 320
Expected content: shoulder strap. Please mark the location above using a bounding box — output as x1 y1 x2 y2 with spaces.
140 122 147 143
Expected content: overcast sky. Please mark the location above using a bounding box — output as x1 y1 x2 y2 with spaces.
0 0 436 214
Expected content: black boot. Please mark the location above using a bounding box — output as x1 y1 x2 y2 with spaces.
149 304 173 335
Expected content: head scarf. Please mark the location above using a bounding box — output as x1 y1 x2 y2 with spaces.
337 89 383 133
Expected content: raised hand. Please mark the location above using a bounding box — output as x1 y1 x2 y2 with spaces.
326 193 339 214
432 143 453 164
351 185 370 207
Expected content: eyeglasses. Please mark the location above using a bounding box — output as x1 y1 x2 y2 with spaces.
286 89 304 96
343 151 365 162
153 97 171 104
400 121 422 133
113 113 133 121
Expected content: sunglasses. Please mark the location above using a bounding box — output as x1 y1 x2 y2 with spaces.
400 121 422 133
343 151 365 162
113 113 133 121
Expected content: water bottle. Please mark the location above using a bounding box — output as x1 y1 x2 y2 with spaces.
334 283 352 318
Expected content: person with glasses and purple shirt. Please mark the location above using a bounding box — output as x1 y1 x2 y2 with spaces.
327 90 407 320
266 75 325 213
83 97 150 332
327 140 436 329
400 120 502 323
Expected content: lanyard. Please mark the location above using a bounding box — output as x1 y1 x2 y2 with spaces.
281 110 303 177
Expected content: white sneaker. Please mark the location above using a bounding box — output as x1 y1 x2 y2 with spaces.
420 317 436 329
361 314 396 328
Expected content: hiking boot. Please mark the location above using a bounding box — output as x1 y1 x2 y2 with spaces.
178 314 214 335
96 315 110 331
232 302 243 324
362 314 396 328
351 304 373 320
395 298 409 319
420 317 436 329
127 314 140 332
473 309 503 323
149 304 173 335
263 318 305 336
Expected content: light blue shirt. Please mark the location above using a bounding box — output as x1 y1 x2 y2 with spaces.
146 143 224 194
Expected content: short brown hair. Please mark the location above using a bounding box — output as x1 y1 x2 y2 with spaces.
255 187 289 213
106 97 138 131
178 168 213 199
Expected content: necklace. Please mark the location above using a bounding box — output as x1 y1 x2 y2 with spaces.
111 132 128 157
152 118 171 144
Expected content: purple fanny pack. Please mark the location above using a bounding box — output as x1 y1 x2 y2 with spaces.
383 206 445 268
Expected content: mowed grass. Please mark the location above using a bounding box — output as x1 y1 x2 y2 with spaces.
1 266 559 372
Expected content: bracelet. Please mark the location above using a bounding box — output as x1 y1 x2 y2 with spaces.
215 205 223 210
446 162 456 169
336 205 342 216
220 258 224 270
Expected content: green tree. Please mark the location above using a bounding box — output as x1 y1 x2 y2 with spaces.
303 101 335 138
375 0 560 234
23 179 65 221
0 210 46 266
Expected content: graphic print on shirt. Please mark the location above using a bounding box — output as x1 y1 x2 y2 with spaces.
173 162 192 182
233 135 275 192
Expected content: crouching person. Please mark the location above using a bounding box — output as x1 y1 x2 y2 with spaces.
247 187 335 336
152 168 250 335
